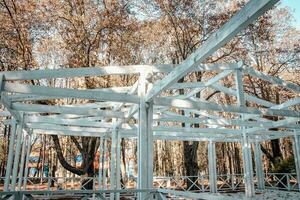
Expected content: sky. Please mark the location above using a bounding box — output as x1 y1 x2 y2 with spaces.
282 0 300 30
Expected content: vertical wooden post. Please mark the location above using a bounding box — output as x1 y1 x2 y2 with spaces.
18 131 28 190
4 120 16 191
138 71 154 199
292 132 300 191
208 141 217 193
98 137 103 190
103 139 107 189
116 133 121 199
11 113 24 191
23 130 32 190
235 67 255 197
254 141 265 191
110 128 117 200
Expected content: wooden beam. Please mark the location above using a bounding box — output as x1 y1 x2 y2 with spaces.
12 103 124 118
25 116 113 128
244 66 300 93
146 0 279 101
154 97 300 118
3 82 139 104
0 65 174 81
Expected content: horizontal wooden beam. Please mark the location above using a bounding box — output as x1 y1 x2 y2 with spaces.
27 123 109 133
3 82 139 104
8 86 133 102
11 103 124 118
244 66 300 93
0 65 173 81
25 116 113 128
154 97 300 118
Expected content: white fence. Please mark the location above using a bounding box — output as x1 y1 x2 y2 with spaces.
0 173 299 192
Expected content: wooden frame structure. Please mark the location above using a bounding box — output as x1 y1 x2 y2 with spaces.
0 0 299 198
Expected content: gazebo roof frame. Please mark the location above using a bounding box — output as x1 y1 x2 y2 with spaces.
2 0 300 198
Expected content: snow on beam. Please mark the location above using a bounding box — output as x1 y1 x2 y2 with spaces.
3 82 139 104
154 97 300 118
11 103 125 118
145 0 279 101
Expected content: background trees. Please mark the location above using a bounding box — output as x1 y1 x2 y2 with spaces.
0 0 299 184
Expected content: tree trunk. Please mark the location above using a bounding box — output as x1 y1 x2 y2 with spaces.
183 141 199 190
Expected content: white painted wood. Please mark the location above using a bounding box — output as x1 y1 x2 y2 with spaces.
17 132 27 190
11 115 24 191
0 65 173 81
33 129 109 138
146 0 279 101
103 139 108 189
23 130 32 190
12 103 124 118
98 137 103 190
4 82 139 104
210 83 275 107
185 69 234 98
26 116 113 128
4 120 16 191
115 133 121 199
154 97 300 118
0 111 11 117
244 66 300 93
110 128 117 200
254 142 265 191
292 132 300 191
27 123 109 133
208 141 217 193
235 69 255 197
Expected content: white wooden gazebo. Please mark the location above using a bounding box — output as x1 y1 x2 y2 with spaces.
1 0 299 199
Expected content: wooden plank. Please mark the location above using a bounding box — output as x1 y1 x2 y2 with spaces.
210 83 275 107
12 103 124 118
0 65 174 81
154 97 300 118
27 123 109 133
25 117 113 128
4 82 139 104
0 111 11 117
154 126 239 134
146 0 279 101
33 129 109 137
185 69 234 98
244 66 300 93
8 86 133 102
